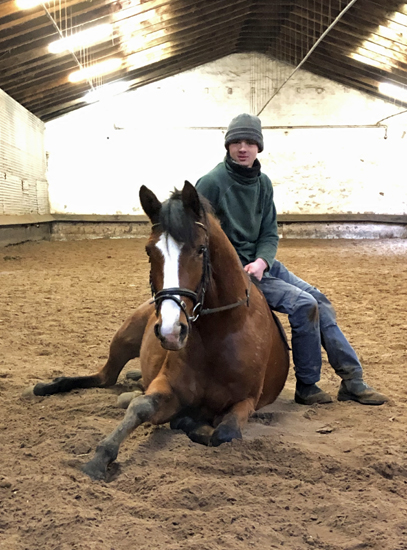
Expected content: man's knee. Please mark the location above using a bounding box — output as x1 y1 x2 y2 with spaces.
292 293 319 327
307 301 319 324
314 292 337 327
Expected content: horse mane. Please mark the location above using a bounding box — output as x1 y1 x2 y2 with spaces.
159 188 213 247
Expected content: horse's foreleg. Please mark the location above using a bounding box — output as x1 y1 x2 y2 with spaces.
81 374 180 480
27 301 154 397
81 393 158 480
211 398 256 447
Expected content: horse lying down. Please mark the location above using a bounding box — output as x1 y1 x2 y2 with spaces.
26 182 289 480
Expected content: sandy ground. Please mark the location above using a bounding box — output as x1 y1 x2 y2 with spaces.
1 236 407 550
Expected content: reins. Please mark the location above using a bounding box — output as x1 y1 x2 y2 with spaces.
149 221 251 325
199 280 251 316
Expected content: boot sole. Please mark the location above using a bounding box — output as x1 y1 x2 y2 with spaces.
295 393 333 405
337 390 387 406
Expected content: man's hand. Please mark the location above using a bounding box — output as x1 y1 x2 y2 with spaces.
244 258 268 281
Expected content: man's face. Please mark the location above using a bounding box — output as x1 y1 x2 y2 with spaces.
228 139 259 168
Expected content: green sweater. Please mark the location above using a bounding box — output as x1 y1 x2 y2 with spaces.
196 157 279 268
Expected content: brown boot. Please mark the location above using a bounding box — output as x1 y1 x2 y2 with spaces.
295 381 333 405
337 379 388 405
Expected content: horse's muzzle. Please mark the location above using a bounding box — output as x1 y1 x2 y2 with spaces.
154 321 189 351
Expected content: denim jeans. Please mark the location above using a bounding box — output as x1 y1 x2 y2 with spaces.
259 260 363 385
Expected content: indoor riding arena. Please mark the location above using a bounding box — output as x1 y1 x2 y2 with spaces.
1 2 407 550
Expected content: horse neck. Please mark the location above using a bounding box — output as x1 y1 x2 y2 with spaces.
205 216 249 306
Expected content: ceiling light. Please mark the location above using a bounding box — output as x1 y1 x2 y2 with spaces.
68 58 122 83
84 81 130 103
15 0 42 8
378 82 407 102
49 24 112 54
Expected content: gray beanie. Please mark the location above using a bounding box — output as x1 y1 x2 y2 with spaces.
224 113 264 153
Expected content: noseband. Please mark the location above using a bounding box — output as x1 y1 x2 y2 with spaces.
149 221 251 326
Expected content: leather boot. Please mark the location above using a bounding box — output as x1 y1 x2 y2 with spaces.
295 380 333 405
337 379 388 405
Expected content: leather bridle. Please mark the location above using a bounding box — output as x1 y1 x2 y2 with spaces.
149 221 251 326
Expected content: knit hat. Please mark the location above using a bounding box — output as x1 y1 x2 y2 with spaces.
224 113 264 153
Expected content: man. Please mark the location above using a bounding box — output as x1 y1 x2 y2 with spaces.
196 113 387 406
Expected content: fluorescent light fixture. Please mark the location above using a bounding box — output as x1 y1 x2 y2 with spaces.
85 81 130 103
378 82 407 102
49 24 112 54
16 0 42 8
68 58 122 83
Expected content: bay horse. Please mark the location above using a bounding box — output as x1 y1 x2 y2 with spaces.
28 182 289 480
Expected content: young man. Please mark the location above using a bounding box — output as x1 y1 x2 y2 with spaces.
196 113 387 406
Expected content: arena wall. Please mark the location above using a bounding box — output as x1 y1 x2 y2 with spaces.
45 53 407 218
1 53 407 245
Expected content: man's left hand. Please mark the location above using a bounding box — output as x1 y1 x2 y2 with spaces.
244 258 268 281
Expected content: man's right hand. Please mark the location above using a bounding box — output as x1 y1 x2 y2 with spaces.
244 258 268 281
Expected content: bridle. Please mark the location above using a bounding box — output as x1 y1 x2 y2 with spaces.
149 221 251 326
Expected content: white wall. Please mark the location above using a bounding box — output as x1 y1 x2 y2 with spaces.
45 53 407 216
0 88 49 216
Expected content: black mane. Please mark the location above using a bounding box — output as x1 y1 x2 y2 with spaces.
159 188 212 247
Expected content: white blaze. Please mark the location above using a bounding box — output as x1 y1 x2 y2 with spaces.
156 233 182 336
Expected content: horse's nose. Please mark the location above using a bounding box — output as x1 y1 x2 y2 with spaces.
179 322 188 343
154 322 163 341
154 321 189 350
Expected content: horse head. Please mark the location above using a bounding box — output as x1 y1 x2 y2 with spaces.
140 181 210 351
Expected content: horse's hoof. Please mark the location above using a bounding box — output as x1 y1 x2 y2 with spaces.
211 424 242 447
116 390 142 409
188 424 214 446
21 385 39 399
23 382 54 398
81 461 107 481
30 382 50 396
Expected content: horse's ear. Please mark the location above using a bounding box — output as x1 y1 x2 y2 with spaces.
139 185 161 224
182 181 201 218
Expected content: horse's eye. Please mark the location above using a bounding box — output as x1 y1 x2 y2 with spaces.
198 245 206 255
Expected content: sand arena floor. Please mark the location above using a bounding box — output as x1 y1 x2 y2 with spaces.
0 237 407 550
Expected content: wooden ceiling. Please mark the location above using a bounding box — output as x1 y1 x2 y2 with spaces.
1 0 406 121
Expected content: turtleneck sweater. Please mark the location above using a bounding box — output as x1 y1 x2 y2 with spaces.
196 154 279 269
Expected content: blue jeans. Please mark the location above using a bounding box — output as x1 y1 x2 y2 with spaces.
259 260 363 385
